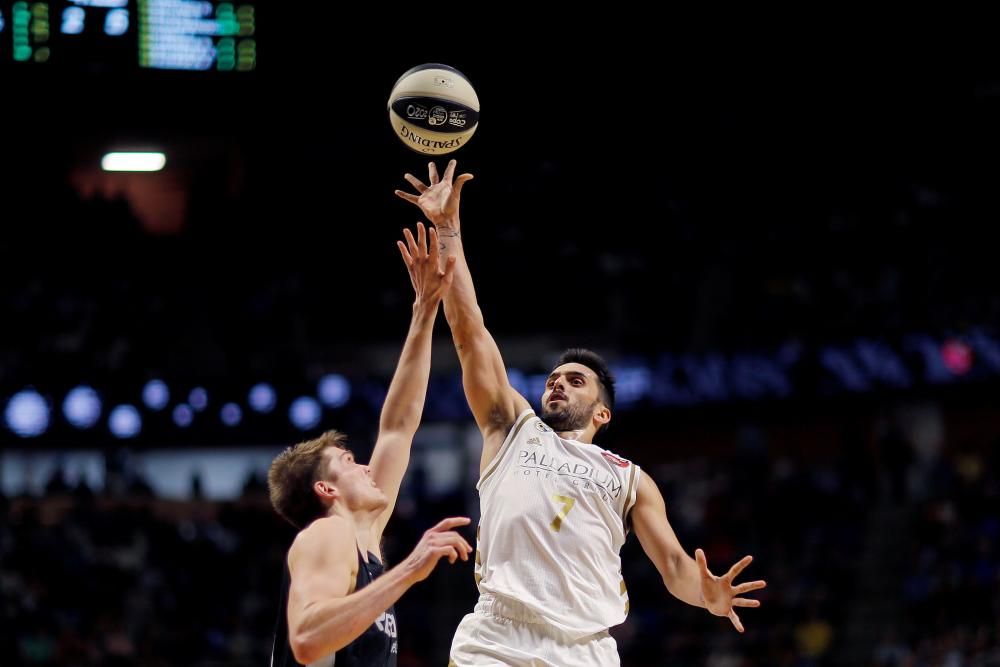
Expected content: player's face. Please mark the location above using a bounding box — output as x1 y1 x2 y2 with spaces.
324 448 387 512
540 363 603 432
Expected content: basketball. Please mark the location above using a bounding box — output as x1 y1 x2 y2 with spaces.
387 63 479 155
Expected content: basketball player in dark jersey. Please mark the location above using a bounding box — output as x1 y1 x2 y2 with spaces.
269 224 473 666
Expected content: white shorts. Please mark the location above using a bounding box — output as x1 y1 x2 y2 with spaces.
448 593 620 667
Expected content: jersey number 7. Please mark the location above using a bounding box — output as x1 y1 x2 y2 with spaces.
550 495 576 531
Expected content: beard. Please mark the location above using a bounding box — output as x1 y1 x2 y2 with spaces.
540 399 599 433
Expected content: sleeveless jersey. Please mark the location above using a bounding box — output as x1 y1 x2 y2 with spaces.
272 549 398 667
474 409 641 638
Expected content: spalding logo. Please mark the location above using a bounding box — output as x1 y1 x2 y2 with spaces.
399 126 463 153
602 452 630 468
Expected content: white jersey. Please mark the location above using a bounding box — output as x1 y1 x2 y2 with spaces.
474 409 641 638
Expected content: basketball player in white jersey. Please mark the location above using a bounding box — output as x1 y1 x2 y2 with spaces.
396 161 767 665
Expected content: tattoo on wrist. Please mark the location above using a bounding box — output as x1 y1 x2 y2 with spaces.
439 243 446 251
437 228 460 238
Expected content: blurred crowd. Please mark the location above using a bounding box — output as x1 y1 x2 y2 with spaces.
3 407 997 666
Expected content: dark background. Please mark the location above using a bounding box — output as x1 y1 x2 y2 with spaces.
2 8 998 665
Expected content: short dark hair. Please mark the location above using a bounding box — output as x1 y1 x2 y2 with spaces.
268 430 348 529
556 348 616 412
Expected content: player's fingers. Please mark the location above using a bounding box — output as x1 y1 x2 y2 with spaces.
404 173 427 192
429 517 471 532
428 227 441 263
724 556 753 583
695 548 713 579
431 546 458 565
394 189 420 205
453 173 474 198
403 227 418 256
733 580 767 595
416 222 427 257
397 241 414 266
732 598 761 608
442 159 457 183
440 533 473 558
729 610 744 633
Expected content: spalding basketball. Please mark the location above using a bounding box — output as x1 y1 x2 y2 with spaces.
387 63 479 155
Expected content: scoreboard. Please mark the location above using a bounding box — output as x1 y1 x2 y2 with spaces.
0 0 255 71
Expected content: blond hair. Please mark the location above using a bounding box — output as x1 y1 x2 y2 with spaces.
268 430 348 529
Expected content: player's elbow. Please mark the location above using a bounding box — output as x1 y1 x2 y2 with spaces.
293 633 345 666
290 623 341 666
290 634 318 665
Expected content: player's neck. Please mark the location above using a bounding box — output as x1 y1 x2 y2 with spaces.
556 428 594 444
329 503 380 542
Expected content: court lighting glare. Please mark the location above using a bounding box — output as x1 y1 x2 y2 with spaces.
5 390 50 437
318 374 351 408
142 379 170 411
109 404 142 438
64 386 102 429
289 397 321 431
101 152 167 172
